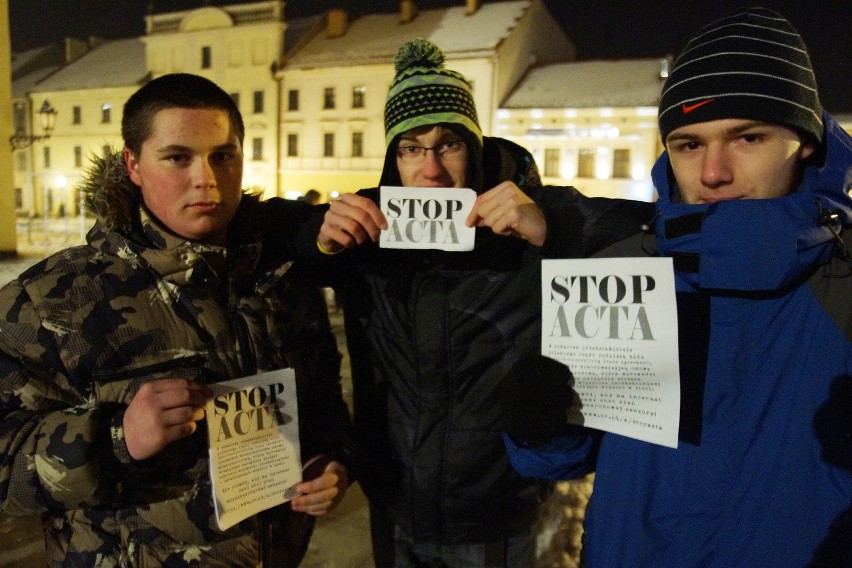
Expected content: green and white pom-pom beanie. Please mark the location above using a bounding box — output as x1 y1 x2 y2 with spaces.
384 38 483 146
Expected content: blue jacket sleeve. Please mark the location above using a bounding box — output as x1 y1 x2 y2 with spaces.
503 425 599 481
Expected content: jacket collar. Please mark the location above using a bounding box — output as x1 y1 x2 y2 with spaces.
652 112 852 293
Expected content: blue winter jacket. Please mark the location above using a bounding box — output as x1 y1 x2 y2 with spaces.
506 113 852 567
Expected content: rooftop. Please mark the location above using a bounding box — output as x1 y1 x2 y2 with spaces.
34 38 148 91
287 1 531 68
11 45 64 96
503 58 666 108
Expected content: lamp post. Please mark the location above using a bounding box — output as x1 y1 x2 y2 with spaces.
10 99 57 150
12 100 58 248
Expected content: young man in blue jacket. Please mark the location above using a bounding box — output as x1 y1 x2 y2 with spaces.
503 8 852 567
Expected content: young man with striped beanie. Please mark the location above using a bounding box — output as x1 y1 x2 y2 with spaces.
503 8 852 567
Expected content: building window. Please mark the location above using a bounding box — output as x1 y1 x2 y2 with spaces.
201 46 211 69
577 149 595 178
544 148 560 177
74 146 83 168
15 188 22 209
323 132 335 157
101 103 112 124
352 85 365 109
288 89 299 111
613 149 631 179
230 92 240 109
352 132 363 157
43 146 51 168
287 133 298 157
323 87 335 110
15 152 27 171
253 91 264 114
252 138 263 161
13 103 25 132
72 105 81 125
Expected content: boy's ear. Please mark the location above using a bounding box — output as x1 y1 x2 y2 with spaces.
799 140 815 161
123 147 141 186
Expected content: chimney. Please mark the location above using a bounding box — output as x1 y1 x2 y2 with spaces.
400 0 417 24
88 36 107 49
659 56 673 79
466 0 481 16
64 38 88 63
327 9 349 39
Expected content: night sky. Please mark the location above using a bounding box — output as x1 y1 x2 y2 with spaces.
9 0 851 112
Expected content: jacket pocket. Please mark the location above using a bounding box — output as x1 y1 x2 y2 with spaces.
90 354 206 404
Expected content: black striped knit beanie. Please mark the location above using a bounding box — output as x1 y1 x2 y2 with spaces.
384 38 482 147
658 7 823 144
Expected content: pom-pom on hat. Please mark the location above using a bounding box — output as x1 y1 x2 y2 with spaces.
384 38 482 146
658 7 823 144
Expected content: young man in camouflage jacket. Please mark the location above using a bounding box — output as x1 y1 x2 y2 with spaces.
0 73 354 567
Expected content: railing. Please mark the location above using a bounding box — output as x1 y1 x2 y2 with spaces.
17 214 90 257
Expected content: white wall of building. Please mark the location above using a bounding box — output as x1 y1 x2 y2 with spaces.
22 86 131 217
497 106 662 201
143 3 284 197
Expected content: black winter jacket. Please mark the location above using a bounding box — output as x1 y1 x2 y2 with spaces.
317 137 651 543
342 137 550 543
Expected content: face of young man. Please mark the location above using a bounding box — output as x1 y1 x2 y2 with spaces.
124 107 243 245
396 125 469 188
665 119 815 204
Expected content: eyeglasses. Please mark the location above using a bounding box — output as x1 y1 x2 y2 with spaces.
396 139 467 163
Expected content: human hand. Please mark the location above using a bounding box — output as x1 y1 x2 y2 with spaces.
291 456 349 516
123 378 212 461
466 181 548 247
499 354 576 445
317 193 388 253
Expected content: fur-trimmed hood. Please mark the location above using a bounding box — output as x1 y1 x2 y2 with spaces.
75 150 275 293
78 150 266 247
79 150 142 235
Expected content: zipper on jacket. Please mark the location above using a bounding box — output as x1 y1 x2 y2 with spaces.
227 263 257 378
91 354 206 382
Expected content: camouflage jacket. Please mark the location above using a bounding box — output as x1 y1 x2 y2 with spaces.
0 153 352 567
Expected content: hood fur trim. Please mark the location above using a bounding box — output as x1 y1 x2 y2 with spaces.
80 150 140 234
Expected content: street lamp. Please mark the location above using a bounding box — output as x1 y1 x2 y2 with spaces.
10 99 58 150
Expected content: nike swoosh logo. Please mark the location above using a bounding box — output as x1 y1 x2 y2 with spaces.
682 99 716 113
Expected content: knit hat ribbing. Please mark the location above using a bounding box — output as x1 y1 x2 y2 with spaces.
658 7 823 144
384 38 482 146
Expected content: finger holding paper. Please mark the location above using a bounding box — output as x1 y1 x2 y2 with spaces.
318 193 388 253
124 378 212 461
466 181 548 247
291 456 349 516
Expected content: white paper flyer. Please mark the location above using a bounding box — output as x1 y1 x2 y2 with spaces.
379 185 477 251
205 368 301 530
541 258 680 448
